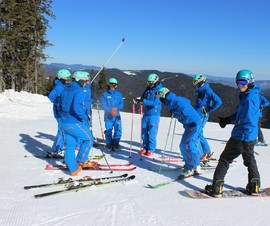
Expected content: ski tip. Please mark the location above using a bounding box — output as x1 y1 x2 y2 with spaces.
123 173 128 177
147 184 154 188
129 175 136 179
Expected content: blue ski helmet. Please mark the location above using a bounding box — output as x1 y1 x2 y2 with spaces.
193 74 206 86
156 87 170 98
57 69 71 80
108 78 118 84
73 71 90 82
147 73 159 83
236 70 254 84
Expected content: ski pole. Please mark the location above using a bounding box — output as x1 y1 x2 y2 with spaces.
158 114 174 173
139 104 143 161
96 102 113 173
166 118 177 167
129 103 135 158
91 38 125 83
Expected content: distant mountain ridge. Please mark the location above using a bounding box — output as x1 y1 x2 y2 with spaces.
44 63 270 128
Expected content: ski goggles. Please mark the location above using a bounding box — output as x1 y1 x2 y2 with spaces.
109 83 117 88
236 80 248 87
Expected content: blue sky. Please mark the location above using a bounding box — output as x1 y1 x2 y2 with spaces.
45 0 270 80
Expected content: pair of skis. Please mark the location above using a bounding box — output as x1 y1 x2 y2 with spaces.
24 154 106 161
24 173 135 198
45 162 136 171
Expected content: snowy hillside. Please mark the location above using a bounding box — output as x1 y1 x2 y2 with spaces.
0 90 270 226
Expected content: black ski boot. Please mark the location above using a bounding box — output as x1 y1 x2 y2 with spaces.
205 180 224 198
246 178 260 195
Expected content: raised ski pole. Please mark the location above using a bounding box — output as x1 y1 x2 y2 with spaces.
129 103 135 158
96 101 113 173
91 38 125 83
158 114 174 173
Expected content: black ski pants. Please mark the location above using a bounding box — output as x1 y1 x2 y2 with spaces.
213 137 260 186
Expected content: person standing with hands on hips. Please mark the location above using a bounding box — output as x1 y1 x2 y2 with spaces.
134 73 162 157
205 70 261 197
193 74 222 161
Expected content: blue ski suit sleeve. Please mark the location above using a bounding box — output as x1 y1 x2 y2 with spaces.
259 94 269 118
195 83 222 115
83 83 93 115
48 79 65 119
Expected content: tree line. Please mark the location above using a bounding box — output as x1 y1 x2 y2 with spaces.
0 0 54 94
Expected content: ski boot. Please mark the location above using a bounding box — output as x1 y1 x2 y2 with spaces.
246 178 260 195
205 180 224 198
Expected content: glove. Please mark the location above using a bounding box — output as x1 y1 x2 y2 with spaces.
218 117 231 128
201 107 210 115
111 107 117 117
133 97 142 104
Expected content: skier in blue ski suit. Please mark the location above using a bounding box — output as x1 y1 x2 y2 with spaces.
135 73 162 156
156 87 202 177
101 78 124 150
47 69 71 157
205 69 261 197
193 74 222 159
75 72 98 149
60 71 94 176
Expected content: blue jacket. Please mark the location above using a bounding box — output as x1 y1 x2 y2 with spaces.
142 83 162 116
83 83 93 115
60 81 88 123
195 83 222 116
230 85 261 142
48 79 66 119
101 89 124 119
165 92 201 127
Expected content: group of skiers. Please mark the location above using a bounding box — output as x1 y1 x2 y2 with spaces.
47 68 269 197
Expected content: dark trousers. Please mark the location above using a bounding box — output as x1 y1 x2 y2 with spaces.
213 137 260 186
258 118 264 142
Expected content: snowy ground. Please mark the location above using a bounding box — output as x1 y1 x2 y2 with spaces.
1 89 270 226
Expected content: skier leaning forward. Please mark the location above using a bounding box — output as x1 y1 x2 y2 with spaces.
156 87 202 178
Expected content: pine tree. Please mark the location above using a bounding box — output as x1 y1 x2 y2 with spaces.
0 0 55 93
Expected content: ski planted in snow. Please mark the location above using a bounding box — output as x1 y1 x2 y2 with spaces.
24 173 128 190
34 175 135 198
184 187 270 199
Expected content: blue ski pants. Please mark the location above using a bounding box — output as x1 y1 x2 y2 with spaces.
61 122 93 173
180 125 201 170
51 118 65 153
142 115 160 152
104 116 122 146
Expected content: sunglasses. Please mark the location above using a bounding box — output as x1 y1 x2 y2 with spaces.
236 80 248 87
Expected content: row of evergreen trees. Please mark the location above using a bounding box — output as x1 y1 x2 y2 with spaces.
0 0 54 94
